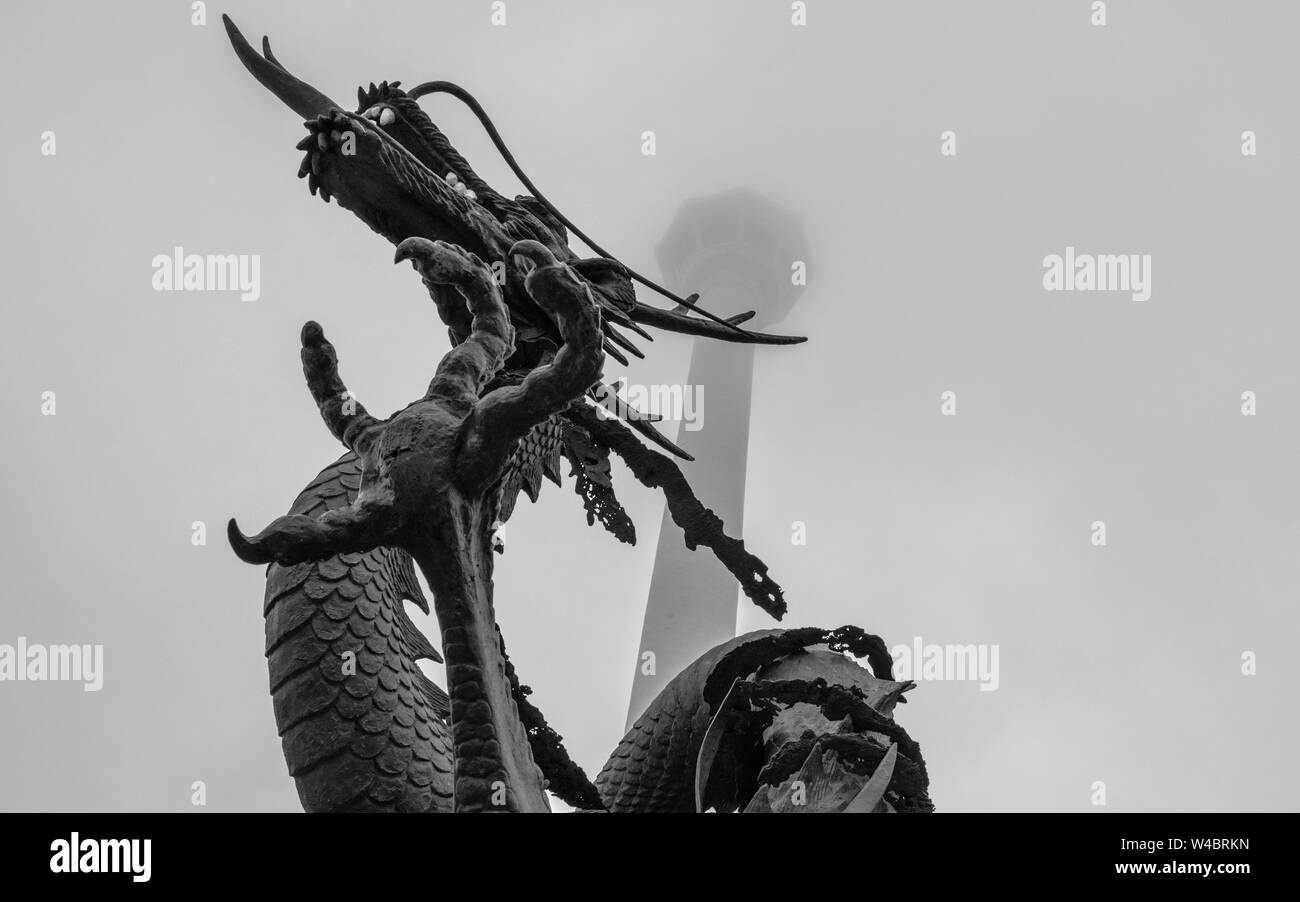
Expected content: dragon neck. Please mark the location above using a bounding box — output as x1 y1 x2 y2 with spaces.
408 503 550 813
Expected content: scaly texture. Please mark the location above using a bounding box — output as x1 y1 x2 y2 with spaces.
495 414 565 523
236 240 605 811
595 631 789 812
265 453 454 812
223 18 851 812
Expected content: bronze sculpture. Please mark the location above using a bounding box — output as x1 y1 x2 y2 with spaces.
223 15 931 813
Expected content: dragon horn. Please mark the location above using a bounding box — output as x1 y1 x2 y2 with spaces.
260 35 287 74
223 15 343 120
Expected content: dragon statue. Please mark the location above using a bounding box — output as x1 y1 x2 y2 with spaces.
222 15 933 813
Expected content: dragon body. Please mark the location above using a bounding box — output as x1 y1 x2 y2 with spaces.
226 16 930 812
265 454 453 812
264 450 933 813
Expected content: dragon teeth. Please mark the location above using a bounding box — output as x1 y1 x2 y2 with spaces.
437 170 475 202
361 104 396 126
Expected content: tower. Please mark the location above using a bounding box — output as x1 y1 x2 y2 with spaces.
625 188 808 728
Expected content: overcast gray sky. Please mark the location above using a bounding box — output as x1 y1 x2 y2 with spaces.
1 0 1297 812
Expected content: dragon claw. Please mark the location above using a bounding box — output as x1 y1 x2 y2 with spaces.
508 239 557 270
227 518 274 565
509 240 593 319
394 237 488 285
226 516 318 566
300 320 325 345
227 512 380 566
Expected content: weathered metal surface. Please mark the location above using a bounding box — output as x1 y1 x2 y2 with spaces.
223 16 929 814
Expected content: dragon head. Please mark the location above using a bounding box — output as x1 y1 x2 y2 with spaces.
223 14 804 388
352 81 570 248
